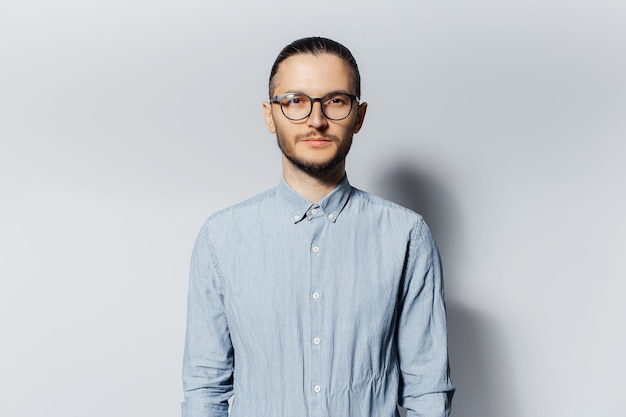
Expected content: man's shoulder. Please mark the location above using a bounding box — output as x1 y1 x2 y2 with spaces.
206 187 278 223
350 187 425 223
350 187 437 247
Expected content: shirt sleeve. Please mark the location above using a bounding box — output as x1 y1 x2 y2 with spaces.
396 219 455 417
181 221 234 417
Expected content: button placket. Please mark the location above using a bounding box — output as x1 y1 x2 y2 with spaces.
308 219 324 408
310 242 322 400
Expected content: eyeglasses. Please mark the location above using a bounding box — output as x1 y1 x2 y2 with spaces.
269 92 358 121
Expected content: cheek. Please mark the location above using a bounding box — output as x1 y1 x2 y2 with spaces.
341 121 358 137
275 120 297 139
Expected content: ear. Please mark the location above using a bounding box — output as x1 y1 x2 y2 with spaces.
263 101 276 133
352 102 367 134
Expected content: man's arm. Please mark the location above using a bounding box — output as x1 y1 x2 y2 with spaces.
182 222 233 417
396 219 455 417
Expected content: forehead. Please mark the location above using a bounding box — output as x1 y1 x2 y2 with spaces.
272 53 355 95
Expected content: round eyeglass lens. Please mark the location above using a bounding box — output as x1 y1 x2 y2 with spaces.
280 94 311 120
322 94 353 120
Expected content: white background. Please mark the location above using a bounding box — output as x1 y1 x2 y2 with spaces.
1 1 624 416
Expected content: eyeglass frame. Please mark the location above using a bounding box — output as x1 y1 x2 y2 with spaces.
268 92 359 121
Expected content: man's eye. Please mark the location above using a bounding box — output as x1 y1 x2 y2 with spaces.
325 95 349 106
283 95 307 106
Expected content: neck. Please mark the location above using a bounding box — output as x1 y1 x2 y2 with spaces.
282 157 346 203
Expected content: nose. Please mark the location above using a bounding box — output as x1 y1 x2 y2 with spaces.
307 100 328 130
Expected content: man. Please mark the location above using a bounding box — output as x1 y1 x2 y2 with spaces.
182 37 454 417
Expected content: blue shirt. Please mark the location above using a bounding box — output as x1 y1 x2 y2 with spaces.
182 175 454 417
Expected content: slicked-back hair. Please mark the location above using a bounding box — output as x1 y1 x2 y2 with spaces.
268 37 361 99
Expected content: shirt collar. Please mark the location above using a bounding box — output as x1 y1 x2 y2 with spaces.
277 174 352 224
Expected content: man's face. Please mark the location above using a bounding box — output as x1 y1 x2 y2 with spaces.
263 53 367 176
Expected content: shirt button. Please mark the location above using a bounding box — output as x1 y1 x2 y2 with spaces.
311 208 318 215
312 246 319 253
294 215 301 221
314 385 321 393
313 337 320 345
327 213 334 219
312 292 320 299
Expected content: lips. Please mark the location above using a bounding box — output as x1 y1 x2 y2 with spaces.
302 137 332 146
301 133 334 142
296 131 335 142
296 132 337 147
304 137 331 142
300 141 330 150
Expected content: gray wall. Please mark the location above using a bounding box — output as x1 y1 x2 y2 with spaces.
1 1 624 416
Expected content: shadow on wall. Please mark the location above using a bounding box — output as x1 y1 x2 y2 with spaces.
374 162 520 417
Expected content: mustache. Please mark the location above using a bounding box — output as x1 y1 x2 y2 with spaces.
295 131 339 141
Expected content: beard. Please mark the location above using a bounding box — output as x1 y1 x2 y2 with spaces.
276 130 353 176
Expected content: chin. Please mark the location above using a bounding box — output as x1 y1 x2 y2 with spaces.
287 154 344 174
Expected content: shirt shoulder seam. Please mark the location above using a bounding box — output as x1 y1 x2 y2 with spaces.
207 187 278 221
350 187 425 220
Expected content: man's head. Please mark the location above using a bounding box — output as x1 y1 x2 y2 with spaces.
263 37 367 179
268 37 362 100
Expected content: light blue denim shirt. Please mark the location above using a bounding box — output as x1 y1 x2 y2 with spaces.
182 175 454 417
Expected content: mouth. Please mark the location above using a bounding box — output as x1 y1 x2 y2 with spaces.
304 137 331 142
302 137 333 147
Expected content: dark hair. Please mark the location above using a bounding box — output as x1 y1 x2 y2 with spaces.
268 37 361 99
